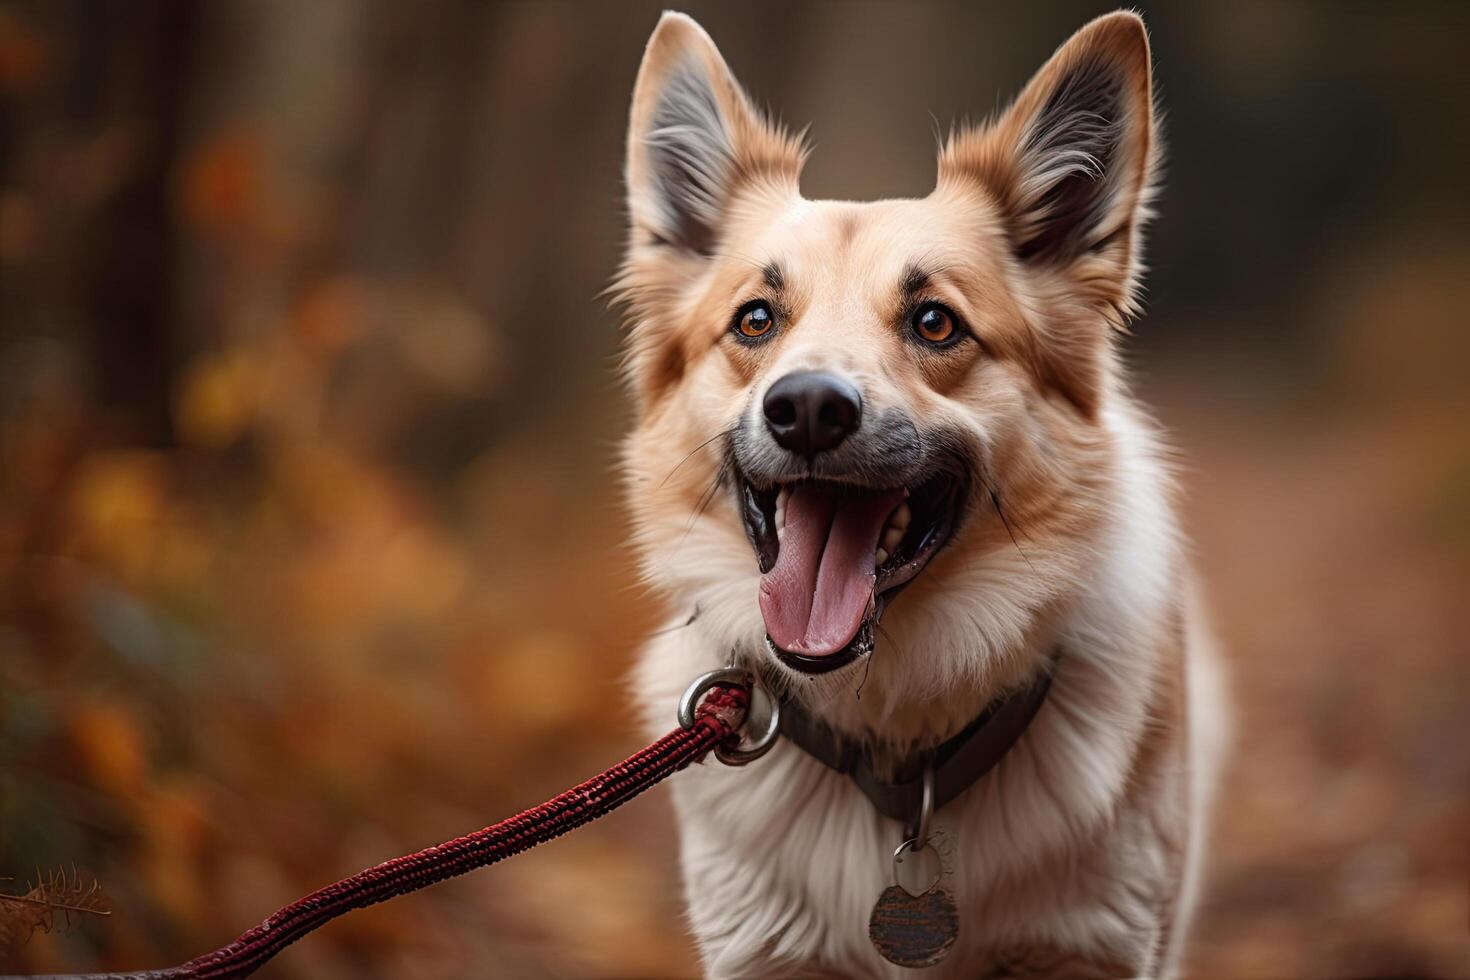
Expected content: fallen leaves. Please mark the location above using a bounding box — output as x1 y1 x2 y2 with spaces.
0 870 110 953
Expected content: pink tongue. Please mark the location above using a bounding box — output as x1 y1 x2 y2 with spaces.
759 485 905 656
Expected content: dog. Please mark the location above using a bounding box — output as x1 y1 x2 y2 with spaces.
615 11 1226 977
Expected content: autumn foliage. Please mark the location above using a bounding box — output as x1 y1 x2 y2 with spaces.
1 3 1466 978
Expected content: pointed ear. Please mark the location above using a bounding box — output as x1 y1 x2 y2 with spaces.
625 12 803 258
940 11 1156 319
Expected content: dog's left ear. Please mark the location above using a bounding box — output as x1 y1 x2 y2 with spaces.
943 11 1155 295
940 12 1156 413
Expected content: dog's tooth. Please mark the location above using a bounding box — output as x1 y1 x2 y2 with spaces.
875 547 889 567
891 502 911 532
880 525 903 554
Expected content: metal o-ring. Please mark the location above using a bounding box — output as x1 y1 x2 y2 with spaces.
677 667 781 766
893 837 942 897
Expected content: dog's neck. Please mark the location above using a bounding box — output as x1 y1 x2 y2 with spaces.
753 618 1063 754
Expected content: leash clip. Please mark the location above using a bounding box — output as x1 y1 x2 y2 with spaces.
677 667 781 766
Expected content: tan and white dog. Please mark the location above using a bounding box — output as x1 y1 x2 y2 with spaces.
616 10 1226 978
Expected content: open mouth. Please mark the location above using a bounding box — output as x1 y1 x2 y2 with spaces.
738 469 965 674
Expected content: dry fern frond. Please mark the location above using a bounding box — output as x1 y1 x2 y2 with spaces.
0 867 111 952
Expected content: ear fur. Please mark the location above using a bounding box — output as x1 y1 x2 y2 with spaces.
616 13 805 408
939 11 1158 415
624 12 804 257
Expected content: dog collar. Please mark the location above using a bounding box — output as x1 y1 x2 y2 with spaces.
776 658 1057 826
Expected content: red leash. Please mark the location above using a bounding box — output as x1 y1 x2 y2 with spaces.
61 680 753 980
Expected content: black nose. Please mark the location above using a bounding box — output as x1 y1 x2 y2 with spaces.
762 371 863 458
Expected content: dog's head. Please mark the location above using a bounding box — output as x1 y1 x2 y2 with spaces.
617 12 1157 714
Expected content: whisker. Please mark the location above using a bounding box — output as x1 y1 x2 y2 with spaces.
648 605 701 637
725 250 772 273
681 455 731 539
658 426 738 489
986 482 1038 577
874 619 898 653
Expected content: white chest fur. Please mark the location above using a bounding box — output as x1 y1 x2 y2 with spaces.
630 422 1222 977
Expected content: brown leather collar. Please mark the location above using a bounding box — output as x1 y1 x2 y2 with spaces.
777 659 1057 826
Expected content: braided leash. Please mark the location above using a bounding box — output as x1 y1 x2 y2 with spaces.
50 680 754 980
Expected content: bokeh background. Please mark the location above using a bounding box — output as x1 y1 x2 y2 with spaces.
1 1 1466 976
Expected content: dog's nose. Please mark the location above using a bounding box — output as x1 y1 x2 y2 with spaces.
763 371 863 458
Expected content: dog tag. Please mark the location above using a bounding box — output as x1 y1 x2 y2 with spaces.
868 839 958 968
869 883 959 967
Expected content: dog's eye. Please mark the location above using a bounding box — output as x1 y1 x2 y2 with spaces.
734 301 776 340
912 303 958 345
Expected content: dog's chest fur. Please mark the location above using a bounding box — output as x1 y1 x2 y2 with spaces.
632 415 1224 978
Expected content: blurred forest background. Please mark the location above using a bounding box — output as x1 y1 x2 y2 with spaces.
1 1 1466 976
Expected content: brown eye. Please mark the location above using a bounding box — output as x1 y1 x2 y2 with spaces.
912 303 958 345
735 301 776 340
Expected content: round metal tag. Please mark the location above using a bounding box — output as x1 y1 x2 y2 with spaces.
869 836 958 968
867 882 959 968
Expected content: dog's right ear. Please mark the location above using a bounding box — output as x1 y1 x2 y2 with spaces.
617 14 804 408
624 12 803 260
